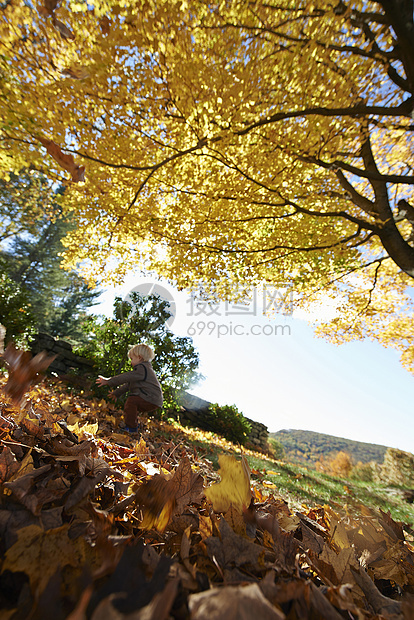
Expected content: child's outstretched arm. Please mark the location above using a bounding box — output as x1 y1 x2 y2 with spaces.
96 375 110 386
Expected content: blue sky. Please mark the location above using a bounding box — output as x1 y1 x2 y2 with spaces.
94 277 414 454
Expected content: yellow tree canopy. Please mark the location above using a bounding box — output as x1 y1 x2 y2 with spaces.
1 0 414 368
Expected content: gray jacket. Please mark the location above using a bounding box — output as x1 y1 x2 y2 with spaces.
106 362 163 407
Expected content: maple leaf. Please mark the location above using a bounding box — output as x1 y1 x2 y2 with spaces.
205 455 251 513
1 343 55 404
1 524 89 596
38 138 85 182
169 456 204 514
205 517 264 571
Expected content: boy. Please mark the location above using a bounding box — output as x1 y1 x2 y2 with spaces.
96 344 163 433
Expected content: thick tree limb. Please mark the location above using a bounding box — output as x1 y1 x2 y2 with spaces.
237 98 414 136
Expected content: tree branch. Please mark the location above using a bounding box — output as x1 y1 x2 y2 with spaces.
236 98 414 136
303 154 414 185
150 228 366 255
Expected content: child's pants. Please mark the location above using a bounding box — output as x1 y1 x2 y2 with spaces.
124 394 158 428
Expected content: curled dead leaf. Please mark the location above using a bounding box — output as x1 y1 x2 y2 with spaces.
52 17 75 40
62 66 90 80
0 446 20 483
1 344 56 404
40 0 60 16
38 137 85 182
188 582 284 620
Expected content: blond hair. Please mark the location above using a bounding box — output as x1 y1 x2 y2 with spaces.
128 344 155 362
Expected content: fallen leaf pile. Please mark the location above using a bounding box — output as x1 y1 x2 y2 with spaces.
0 364 414 619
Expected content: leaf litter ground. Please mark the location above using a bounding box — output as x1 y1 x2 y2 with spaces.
0 369 414 619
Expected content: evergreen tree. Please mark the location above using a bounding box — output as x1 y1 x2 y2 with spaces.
0 170 52 244
0 172 100 341
0 272 35 345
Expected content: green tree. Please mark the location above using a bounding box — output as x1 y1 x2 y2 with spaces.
76 292 202 407
206 403 252 445
0 272 35 345
0 172 100 341
0 170 53 244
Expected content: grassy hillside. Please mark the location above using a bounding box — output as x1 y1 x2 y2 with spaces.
270 428 389 465
184 427 414 525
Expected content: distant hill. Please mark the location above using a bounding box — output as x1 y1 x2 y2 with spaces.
269 429 389 466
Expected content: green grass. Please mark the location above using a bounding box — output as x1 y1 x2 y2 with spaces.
173 424 414 526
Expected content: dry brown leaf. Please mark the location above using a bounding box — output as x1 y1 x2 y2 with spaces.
0 446 20 483
2 344 55 404
188 583 285 620
369 542 413 587
378 509 406 542
99 15 110 35
48 437 93 457
224 504 247 537
205 517 264 570
351 565 402 616
205 455 251 513
319 544 359 586
169 456 204 514
38 137 85 182
181 526 197 579
328 516 350 551
136 457 203 532
52 17 75 40
20 416 45 439
65 458 110 512
43 0 60 16
4 464 69 515
9 449 34 481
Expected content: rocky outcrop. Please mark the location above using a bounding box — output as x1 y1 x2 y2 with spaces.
30 333 94 376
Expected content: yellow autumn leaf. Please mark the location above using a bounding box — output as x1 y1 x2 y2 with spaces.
77 422 98 438
67 422 80 434
140 498 175 532
262 481 278 489
205 455 251 513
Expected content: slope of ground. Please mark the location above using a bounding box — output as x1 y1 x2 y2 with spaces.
1 371 414 619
